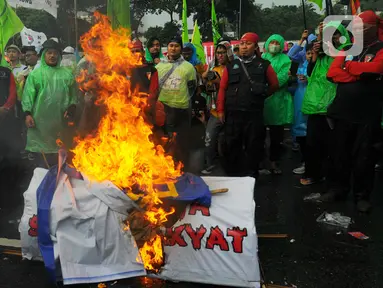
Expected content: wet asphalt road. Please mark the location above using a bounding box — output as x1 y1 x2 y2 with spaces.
0 124 383 288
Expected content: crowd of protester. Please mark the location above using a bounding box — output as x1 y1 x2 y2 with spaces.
0 10 382 214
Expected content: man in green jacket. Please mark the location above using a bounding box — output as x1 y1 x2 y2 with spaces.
22 40 77 168
300 21 351 186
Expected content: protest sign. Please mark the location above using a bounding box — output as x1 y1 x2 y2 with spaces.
8 0 57 18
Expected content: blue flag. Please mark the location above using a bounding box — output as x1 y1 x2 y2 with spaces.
154 173 212 207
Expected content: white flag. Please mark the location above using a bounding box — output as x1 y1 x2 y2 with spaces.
20 27 47 50
8 0 58 18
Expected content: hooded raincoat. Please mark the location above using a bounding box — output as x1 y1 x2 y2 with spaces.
301 22 351 115
22 49 77 153
262 34 293 126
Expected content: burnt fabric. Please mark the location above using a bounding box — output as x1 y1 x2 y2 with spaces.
223 111 265 177
328 119 380 201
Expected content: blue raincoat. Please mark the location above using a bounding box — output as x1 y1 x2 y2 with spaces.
292 60 309 138
183 43 201 67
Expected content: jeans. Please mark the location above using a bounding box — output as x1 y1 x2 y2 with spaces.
204 115 224 167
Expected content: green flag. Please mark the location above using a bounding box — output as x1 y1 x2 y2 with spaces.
211 0 221 45
191 20 206 65
107 0 131 30
0 0 24 54
182 0 189 44
307 0 323 9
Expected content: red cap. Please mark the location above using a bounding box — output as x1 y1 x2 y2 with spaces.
240 33 259 44
132 39 144 50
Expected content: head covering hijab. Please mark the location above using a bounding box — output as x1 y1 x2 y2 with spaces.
359 10 383 41
183 42 201 66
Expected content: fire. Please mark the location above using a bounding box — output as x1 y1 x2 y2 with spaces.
72 13 181 270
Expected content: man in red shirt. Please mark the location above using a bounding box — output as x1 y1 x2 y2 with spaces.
325 11 383 212
0 53 17 162
216 32 279 179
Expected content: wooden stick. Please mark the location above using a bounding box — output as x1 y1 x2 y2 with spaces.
210 188 229 194
41 151 50 169
258 234 289 239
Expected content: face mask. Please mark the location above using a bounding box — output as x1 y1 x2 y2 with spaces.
269 44 281 54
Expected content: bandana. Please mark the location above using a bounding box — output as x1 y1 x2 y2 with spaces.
359 10 383 41
240 33 259 44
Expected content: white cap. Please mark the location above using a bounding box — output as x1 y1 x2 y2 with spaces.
63 46 75 54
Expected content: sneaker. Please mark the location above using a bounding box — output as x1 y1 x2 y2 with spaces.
356 200 372 213
293 163 305 175
201 165 216 175
300 177 324 186
259 169 272 176
375 163 383 171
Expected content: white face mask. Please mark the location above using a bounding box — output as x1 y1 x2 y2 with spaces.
269 44 281 54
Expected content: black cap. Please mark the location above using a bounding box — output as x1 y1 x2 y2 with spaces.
42 39 62 54
21 46 37 54
168 35 183 47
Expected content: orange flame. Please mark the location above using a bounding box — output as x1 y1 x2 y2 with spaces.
72 12 181 271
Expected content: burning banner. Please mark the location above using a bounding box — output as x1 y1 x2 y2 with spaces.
72 12 205 271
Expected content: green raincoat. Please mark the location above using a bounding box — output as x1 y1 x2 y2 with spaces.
262 34 293 126
22 50 77 153
301 21 352 115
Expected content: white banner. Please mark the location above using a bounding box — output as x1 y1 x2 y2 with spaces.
160 177 261 288
8 0 58 18
20 27 47 49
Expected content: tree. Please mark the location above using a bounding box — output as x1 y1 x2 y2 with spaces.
16 7 58 38
143 26 163 43
151 0 182 22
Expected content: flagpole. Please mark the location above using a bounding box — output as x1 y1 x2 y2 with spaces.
239 0 242 37
74 0 78 50
302 0 307 30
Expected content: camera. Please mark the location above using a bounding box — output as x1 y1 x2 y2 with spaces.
206 71 219 93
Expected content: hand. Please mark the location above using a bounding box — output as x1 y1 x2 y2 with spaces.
313 42 321 54
298 75 307 82
218 114 225 124
319 22 324 34
154 58 161 65
196 111 206 124
301 30 309 40
25 115 35 128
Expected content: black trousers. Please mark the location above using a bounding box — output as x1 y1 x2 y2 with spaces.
296 136 307 163
223 111 265 177
268 125 285 162
305 114 332 180
328 119 378 201
163 104 191 171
